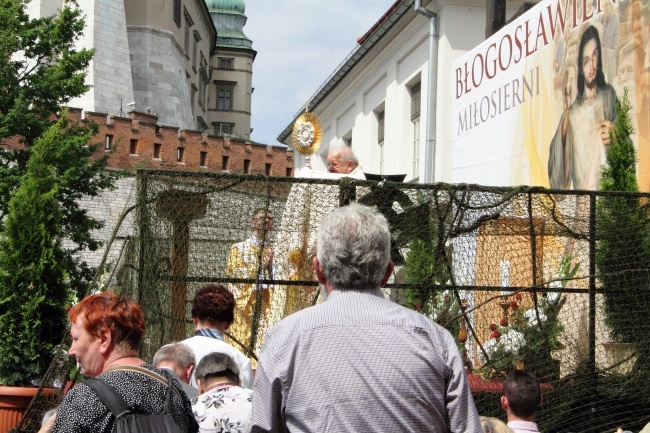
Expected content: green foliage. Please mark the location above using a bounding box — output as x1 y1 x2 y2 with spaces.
600 90 638 193
402 215 461 337
0 0 92 144
0 118 70 385
0 0 116 296
597 89 650 373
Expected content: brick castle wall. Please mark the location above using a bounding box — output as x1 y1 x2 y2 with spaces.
73 108 294 175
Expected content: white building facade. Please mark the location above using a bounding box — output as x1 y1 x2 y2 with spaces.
279 0 534 183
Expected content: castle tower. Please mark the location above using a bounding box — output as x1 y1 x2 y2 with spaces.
70 0 134 116
207 0 252 49
206 0 256 139
25 0 134 117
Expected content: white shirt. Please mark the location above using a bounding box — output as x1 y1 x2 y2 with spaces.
181 335 254 389
508 420 540 433
192 385 253 433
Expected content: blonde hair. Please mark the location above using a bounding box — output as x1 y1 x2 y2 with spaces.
480 416 514 433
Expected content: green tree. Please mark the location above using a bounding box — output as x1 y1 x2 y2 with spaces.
0 0 116 295
597 89 650 375
0 117 70 385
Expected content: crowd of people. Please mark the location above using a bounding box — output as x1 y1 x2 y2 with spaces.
34 198 547 433
32 150 645 432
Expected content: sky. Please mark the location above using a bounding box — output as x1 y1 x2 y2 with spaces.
243 0 398 146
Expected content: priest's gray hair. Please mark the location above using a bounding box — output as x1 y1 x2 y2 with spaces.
328 145 358 165
316 202 391 290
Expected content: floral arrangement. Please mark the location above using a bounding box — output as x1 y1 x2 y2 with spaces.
478 255 575 380
479 295 527 372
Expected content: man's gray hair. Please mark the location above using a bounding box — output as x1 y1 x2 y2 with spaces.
316 202 391 290
153 342 195 369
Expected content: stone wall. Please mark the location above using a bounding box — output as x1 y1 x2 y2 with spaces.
60 108 293 279
66 175 138 273
127 25 194 130
70 0 134 116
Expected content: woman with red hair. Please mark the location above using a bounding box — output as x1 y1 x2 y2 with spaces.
52 292 198 433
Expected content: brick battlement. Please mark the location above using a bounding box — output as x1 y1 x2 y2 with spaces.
2 108 294 177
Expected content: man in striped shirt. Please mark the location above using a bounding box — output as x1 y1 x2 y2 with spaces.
252 202 482 433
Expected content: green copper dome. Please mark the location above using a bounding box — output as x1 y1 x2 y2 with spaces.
206 0 245 14
208 0 253 49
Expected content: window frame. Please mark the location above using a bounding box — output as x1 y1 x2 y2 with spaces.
215 122 235 136
410 82 422 179
219 57 234 69
183 11 194 56
129 138 138 155
173 0 181 27
192 31 201 72
217 87 233 111
105 134 113 151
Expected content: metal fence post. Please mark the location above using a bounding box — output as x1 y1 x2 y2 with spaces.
589 193 597 433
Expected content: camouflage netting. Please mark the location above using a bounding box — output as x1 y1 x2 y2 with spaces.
14 170 650 432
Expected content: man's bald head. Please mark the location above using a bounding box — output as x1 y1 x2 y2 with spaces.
327 147 358 174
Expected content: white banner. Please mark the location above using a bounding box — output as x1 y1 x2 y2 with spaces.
452 0 650 191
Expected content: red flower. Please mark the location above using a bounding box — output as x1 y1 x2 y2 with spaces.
490 330 501 339
431 296 438 305
500 316 509 326
509 301 519 309
515 293 522 301
489 323 498 332
414 302 422 310
443 295 450 303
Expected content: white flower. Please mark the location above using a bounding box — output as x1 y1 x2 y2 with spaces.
524 308 547 327
546 291 560 304
501 329 526 353
479 338 499 364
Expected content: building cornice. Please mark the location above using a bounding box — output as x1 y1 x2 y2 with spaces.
215 45 257 60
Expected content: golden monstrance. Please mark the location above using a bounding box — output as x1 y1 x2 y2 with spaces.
291 110 323 168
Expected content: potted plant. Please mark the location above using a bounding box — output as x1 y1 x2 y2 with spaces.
0 119 72 429
597 90 649 380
